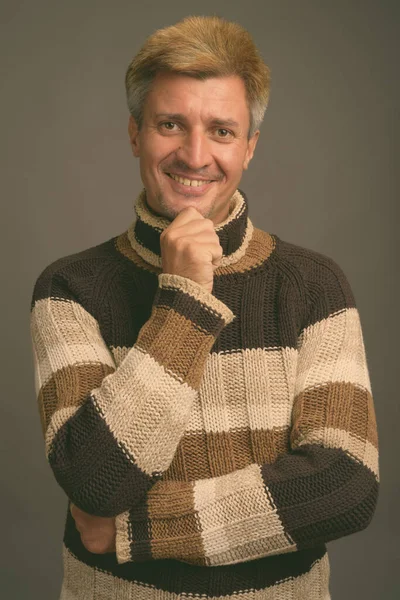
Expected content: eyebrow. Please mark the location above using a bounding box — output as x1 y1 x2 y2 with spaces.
154 113 240 129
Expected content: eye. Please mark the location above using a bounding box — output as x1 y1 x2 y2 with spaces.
216 128 233 138
160 122 178 131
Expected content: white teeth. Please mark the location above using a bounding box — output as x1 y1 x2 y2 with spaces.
169 173 211 187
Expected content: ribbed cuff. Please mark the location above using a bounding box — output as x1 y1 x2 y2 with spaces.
157 273 235 329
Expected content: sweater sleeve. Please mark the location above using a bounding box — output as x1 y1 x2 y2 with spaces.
30 267 235 517
114 258 379 566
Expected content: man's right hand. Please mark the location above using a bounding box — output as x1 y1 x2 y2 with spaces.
160 207 223 294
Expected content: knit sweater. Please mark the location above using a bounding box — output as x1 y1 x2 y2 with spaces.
30 188 379 599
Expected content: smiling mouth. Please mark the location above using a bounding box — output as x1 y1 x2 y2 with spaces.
166 173 213 187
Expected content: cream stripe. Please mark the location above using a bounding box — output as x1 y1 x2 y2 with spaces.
297 427 379 479
60 545 95 599
31 298 115 389
93 350 197 475
189 346 298 432
61 545 330 599
214 188 247 229
220 218 254 267
115 511 131 564
296 308 372 394
110 332 370 440
127 228 162 269
111 346 130 365
93 568 122 600
205 534 296 566
111 345 298 433
31 334 43 396
194 464 295 564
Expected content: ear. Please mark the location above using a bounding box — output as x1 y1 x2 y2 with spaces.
243 130 260 170
128 115 141 157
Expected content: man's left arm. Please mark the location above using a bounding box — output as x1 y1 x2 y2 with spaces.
79 259 379 564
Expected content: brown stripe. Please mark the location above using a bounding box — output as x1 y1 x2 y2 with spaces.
216 227 276 275
136 306 216 389
145 481 204 562
150 514 204 562
292 381 378 449
164 427 290 480
115 231 160 274
50 398 156 515
38 363 115 435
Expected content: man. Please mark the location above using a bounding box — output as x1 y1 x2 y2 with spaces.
30 15 379 600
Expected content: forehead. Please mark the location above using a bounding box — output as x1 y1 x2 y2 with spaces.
145 72 249 124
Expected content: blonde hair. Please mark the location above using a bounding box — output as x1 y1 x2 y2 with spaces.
125 15 271 138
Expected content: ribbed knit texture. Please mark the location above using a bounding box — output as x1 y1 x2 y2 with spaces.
30 188 379 599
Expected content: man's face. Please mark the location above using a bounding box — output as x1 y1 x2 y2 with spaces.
128 72 259 224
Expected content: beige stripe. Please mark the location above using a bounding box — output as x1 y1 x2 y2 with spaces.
60 545 95 599
298 427 379 479
115 510 131 565
93 568 122 600
205 535 296 566
296 308 372 393
110 346 298 433
61 545 330 599
31 336 42 397
93 350 197 475
189 346 298 432
216 218 254 267
194 464 295 564
111 345 130 365
31 298 115 389
128 226 163 270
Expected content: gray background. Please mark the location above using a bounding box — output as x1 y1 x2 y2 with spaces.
1 0 398 598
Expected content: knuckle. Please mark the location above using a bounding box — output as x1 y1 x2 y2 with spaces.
186 245 199 259
174 237 186 251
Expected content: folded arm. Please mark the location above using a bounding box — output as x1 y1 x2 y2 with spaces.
30 267 234 517
114 260 379 565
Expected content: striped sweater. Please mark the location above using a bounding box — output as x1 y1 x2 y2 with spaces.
30 188 379 599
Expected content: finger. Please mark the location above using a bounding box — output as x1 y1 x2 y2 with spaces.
194 240 223 263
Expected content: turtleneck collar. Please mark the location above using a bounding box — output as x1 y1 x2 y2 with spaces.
127 188 254 269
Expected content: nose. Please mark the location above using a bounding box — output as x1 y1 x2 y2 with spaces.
176 129 212 172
